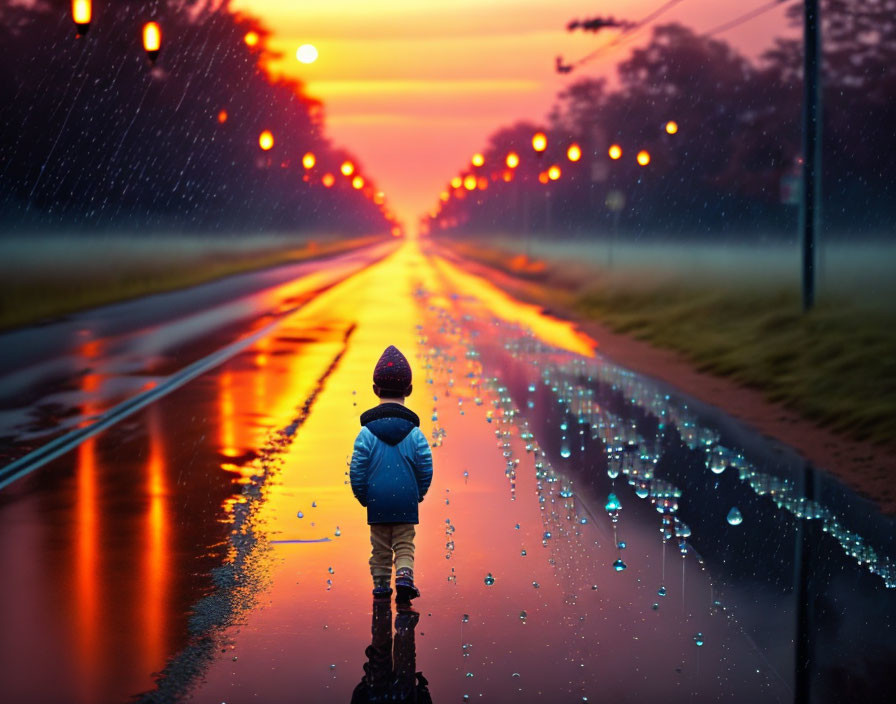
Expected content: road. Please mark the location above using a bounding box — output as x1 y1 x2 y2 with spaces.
1 239 894 704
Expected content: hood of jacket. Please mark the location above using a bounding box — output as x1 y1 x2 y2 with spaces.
360 403 420 446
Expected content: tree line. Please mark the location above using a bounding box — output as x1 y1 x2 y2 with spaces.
431 0 896 241
0 0 390 236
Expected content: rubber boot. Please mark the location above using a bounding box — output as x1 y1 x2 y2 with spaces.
394 567 420 604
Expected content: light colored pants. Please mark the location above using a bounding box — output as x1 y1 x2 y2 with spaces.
369 523 416 578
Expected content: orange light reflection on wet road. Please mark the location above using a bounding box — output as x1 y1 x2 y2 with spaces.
142 405 170 674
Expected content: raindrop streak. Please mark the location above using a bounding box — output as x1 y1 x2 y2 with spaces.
727 507 744 526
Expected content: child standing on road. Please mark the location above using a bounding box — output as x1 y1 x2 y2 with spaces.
350 345 433 603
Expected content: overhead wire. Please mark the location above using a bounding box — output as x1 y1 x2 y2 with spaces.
567 0 797 71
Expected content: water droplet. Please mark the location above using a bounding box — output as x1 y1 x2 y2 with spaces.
334 527 341 537
519 610 527 621
613 558 627 572
521 549 527 556
543 531 552 540
484 573 495 586
591 584 598 590
462 614 469 623
694 632 705 646
328 566 334 574
466 672 474 678
726 507 743 526
560 440 571 459
657 585 666 597
512 672 521 678
605 493 621 512
514 523 520 530
532 581 540 589
297 511 304 518
312 501 317 508
617 541 627 549
329 663 336 670
652 602 659 610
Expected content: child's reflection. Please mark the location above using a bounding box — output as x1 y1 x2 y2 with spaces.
351 601 431 703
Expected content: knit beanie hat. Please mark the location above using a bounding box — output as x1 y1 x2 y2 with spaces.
373 345 412 396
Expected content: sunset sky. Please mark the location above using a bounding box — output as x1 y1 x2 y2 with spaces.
231 0 797 229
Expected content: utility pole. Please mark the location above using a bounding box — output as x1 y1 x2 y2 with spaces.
800 0 822 311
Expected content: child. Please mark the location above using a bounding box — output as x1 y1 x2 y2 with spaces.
350 345 433 603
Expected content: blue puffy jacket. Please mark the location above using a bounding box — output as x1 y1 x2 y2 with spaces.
350 403 433 524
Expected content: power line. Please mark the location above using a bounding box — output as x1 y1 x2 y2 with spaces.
702 0 793 37
571 0 689 68
566 0 797 72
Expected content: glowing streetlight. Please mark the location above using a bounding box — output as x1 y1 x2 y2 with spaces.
665 120 678 135
258 130 274 151
548 165 561 180
352 175 364 189
72 0 92 37
450 176 463 189
217 110 228 124
302 152 316 169
538 171 549 184
532 132 547 153
296 44 318 64
244 31 260 47
143 22 162 64
637 150 651 166
608 144 622 160
322 173 335 187
341 161 355 176
477 177 488 190
471 153 484 167
463 175 477 191
506 152 519 169
566 144 582 162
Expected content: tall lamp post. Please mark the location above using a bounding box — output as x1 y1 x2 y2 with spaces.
801 0 821 312
531 131 547 255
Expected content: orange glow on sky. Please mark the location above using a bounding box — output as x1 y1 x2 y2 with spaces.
231 0 796 228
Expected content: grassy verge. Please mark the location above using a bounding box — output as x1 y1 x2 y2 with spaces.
0 234 386 331
441 239 896 447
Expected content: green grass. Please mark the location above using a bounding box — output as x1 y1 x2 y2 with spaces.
0 234 386 331
443 239 896 447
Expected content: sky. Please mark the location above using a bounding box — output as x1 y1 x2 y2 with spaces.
230 0 798 229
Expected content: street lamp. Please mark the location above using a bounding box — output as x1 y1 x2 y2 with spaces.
472 153 485 167
506 152 519 169
548 165 561 180
450 176 463 189
258 130 274 151
532 132 547 154
608 144 622 160
463 175 477 191
352 175 364 189
72 0 91 37
322 173 335 187
636 150 650 166
143 22 162 65
566 144 582 162
665 121 678 135
244 31 260 47
302 152 316 169
341 161 355 176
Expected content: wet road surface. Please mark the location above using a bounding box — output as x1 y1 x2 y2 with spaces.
1 240 894 703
